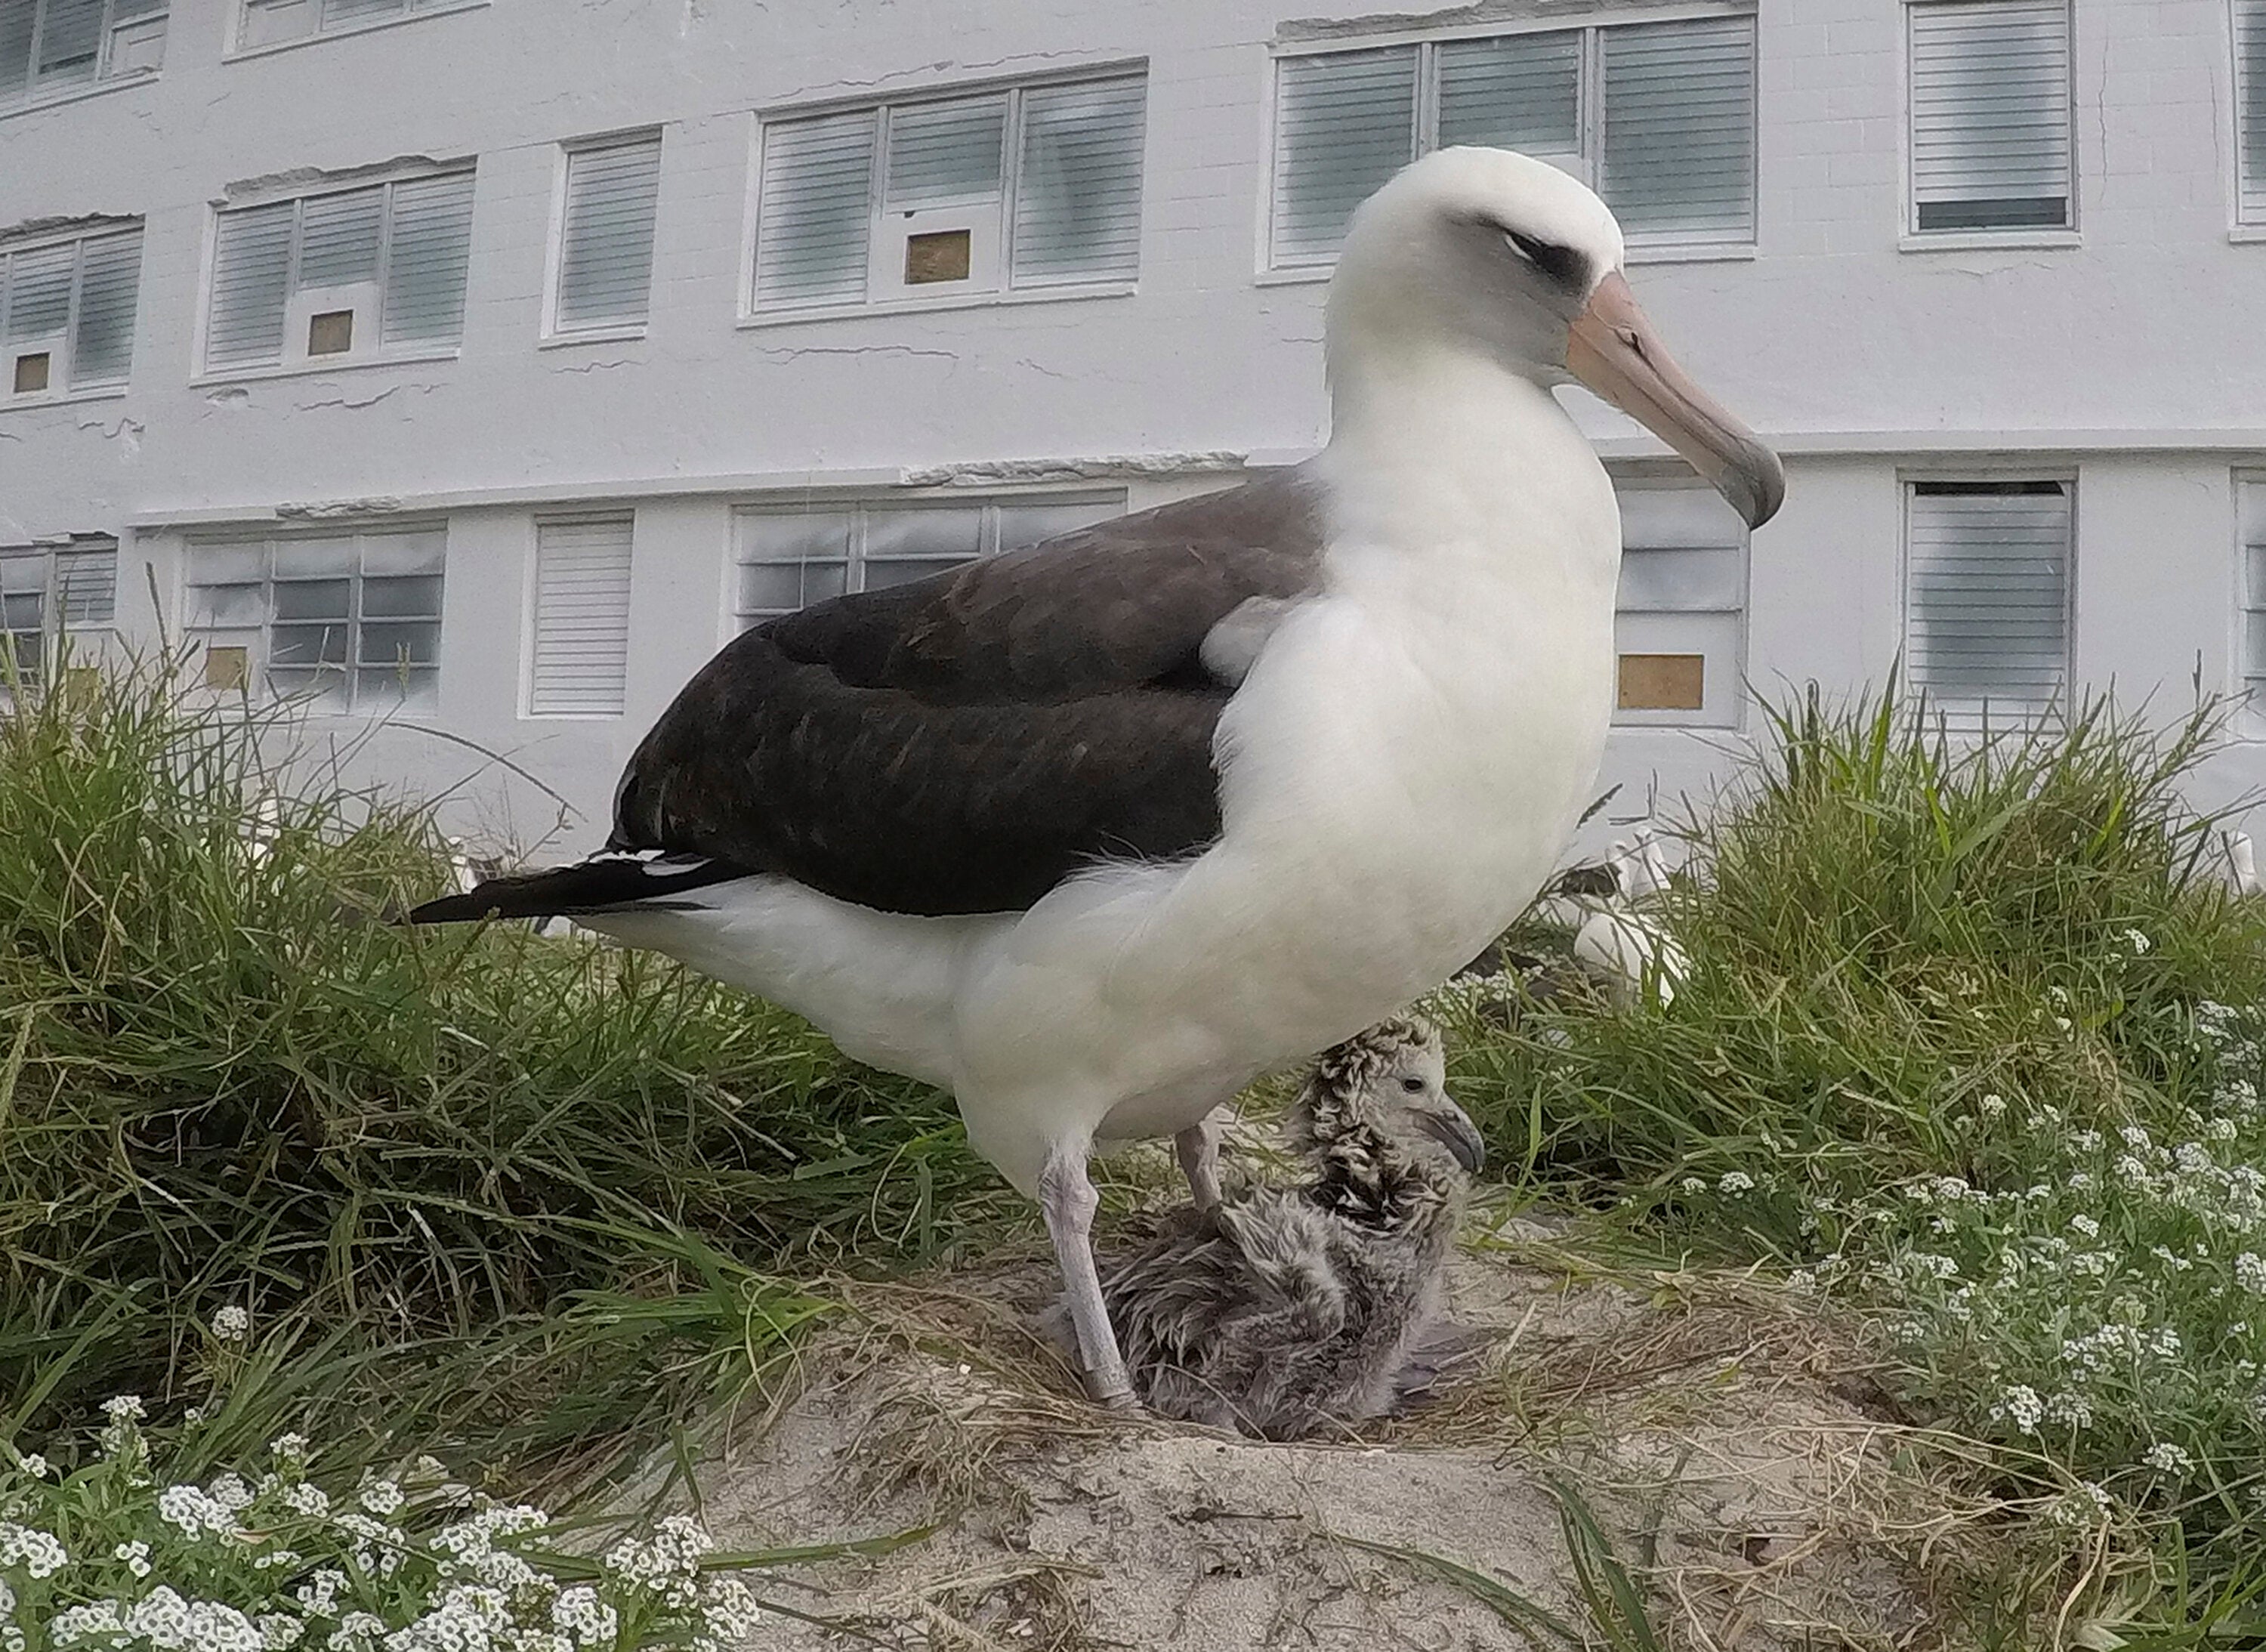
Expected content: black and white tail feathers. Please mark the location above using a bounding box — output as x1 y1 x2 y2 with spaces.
404 851 748 924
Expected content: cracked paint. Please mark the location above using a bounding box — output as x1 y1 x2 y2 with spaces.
899 452 1246 486
1279 0 1616 42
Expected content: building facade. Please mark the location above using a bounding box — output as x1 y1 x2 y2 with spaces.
4 0 2266 857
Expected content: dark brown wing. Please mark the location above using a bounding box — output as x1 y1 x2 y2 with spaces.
608 467 1326 916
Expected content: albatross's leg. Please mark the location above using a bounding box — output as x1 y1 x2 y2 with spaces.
1038 1144 1135 1409
1175 1114 1224 1212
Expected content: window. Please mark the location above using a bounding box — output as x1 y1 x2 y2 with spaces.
2239 477 2266 701
1612 481 1747 727
1268 14 1755 267
1905 480 2072 727
1 0 165 110
733 494 1124 627
238 0 457 50
552 134 662 334
1907 1 2073 234
0 536 116 678
752 71 1146 313
185 526 444 711
1 226 141 399
205 170 474 373
529 514 633 716
2240 0 2266 225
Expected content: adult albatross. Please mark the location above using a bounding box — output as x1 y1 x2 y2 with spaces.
409 148 1783 1406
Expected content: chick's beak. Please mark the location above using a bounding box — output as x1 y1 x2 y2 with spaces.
1416 1104 1487 1178
1566 271 1785 530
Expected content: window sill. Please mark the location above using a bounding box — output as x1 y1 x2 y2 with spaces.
539 326 647 349
738 281 1135 328
191 348 459 388
0 384 129 413
2229 224 2266 245
1900 229 2080 253
224 0 488 61
0 69 159 122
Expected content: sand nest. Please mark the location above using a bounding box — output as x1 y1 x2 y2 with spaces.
673 1214 2000 1651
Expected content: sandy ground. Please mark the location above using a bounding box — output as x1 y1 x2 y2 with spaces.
674 1220 1961 1651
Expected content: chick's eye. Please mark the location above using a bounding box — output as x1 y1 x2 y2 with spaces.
1500 230 1588 290
1400 1076 1427 1094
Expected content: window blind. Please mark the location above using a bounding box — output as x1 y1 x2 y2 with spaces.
4 243 75 350
382 171 474 346
754 112 878 309
207 201 296 369
529 514 634 716
72 229 141 384
884 95 1005 208
1435 31 1579 157
1906 481 2071 725
55 539 117 626
1271 48 1419 264
297 187 382 289
2240 0 2266 224
2240 480 2266 695
1601 16 1755 242
1012 78 1144 285
1909 1 2072 232
556 135 662 331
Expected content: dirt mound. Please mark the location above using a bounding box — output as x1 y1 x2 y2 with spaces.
696 1237 1959 1650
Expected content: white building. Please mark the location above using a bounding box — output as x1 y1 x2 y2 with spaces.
5 0 2266 857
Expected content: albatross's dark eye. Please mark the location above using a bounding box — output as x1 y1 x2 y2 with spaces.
1400 1075 1426 1094
1502 230 1588 292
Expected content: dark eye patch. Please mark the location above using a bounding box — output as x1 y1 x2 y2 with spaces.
1502 229 1588 292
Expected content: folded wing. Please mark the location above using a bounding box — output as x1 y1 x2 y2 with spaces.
608 467 1326 916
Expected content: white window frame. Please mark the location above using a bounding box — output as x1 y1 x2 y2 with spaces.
2235 0 2266 233
1900 471 2077 731
1609 471 1751 730
1261 4 1758 276
182 524 447 714
742 64 1147 323
729 490 1127 634
0 0 166 116
0 536 119 683
1900 0 2079 249
229 0 483 57
198 166 474 381
0 224 142 403
542 130 665 343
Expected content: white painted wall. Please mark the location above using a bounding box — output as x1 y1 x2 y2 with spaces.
4 0 2264 857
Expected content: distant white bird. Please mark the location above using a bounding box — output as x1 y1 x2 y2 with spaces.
408 148 1781 1406
1571 835 1688 1008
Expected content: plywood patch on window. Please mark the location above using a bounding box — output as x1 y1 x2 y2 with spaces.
307 310 354 356
1618 652 1704 711
905 229 972 285
204 645 249 692
13 353 51 394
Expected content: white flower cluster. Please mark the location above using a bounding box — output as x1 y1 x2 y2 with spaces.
0 1521 69 1578
159 1485 246 1542
211 1306 252 1342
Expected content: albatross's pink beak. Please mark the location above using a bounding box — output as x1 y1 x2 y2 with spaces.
1566 271 1785 530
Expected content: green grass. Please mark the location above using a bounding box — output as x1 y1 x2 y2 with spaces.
0 658 1013 1493
1439 685 2266 1626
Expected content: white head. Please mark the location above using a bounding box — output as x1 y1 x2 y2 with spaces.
1327 147 1783 529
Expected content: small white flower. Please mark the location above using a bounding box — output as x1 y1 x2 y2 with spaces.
257 1615 307 1650
1979 1093 2006 1118
1717 1171 1755 1196
14 1453 48 1478
2070 1215 2101 1238
269 1432 310 1465
100 1395 144 1422
2122 928 2152 953
114 1539 153 1578
2055 1016 2074 1033
2237 1253 2266 1296
357 1478 404 1518
2143 1441 2194 1473
1990 1385 2044 1434
1679 1176 1705 1194
282 1483 331 1519
211 1305 251 1341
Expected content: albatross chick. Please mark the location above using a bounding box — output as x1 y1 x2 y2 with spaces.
1059 1017 1482 1439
